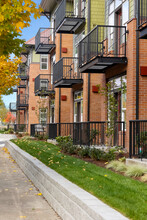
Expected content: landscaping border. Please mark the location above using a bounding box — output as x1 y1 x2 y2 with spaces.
5 141 128 220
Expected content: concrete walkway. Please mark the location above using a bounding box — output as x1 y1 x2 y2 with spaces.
0 134 17 147
0 147 61 220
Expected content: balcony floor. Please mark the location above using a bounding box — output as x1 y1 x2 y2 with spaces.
35 44 56 54
54 79 83 88
35 90 55 96
56 17 85 34
79 57 127 73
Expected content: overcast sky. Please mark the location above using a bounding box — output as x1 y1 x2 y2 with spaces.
2 0 49 108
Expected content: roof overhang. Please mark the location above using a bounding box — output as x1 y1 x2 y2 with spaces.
40 0 60 14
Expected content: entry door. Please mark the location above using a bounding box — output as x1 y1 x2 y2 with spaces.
77 102 81 122
51 107 54 123
114 91 121 146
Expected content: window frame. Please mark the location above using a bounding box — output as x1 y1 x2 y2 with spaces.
40 54 48 70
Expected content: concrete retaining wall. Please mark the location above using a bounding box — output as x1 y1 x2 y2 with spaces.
6 141 128 220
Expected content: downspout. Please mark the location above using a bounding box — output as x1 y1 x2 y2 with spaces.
136 0 140 119
59 34 62 134
87 0 91 121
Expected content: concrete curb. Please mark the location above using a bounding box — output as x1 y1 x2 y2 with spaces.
126 158 147 168
6 141 128 220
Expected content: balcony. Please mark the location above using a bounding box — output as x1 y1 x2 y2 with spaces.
35 28 56 54
9 103 17 112
79 25 127 73
17 94 28 109
18 64 29 80
18 80 26 88
55 0 85 34
138 0 147 39
53 57 83 88
34 74 55 96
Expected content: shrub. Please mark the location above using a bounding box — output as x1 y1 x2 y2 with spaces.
106 160 121 170
5 128 14 134
38 135 44 140
102 148 116 161
18 133 22 137
125 165 147 177
89 148 104 160
78 146 90 158
115 162 127 172
56 136 73 153
67 145 77 154
44 135 48 141
15 131 19 135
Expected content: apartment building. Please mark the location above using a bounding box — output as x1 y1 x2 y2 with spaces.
10 0 147 154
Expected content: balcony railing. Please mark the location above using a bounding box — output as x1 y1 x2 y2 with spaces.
138 0 147 38
35 28 55 54
79 25 127 73
31 121 125 148
55 0 85 33
17 94 28 108
53 57 83 87
129 120 147 158
18 64 29 80
34 74 54 96
18 80 26 88
9 103 17 112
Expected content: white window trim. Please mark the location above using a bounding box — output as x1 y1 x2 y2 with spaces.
40 55 48 70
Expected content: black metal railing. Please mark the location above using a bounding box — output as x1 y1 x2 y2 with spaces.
53 57 82 84
17 94 28 107
18 64 29 79
9 103 17 112
34 74 54 96
35 28 55 52
79 25 127 67
55 0 86 31
138 0 147 28
31 121 125 147
18 80 26 88
7 124 28 132
129 120 147 158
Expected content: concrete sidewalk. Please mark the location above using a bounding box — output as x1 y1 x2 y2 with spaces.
0 134 16 147
0 147 61 220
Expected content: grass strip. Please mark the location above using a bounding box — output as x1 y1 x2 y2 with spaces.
11 139 147 220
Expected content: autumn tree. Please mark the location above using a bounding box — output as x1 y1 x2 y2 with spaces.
0 99 8 123
0 0 42 97
4 112 16 124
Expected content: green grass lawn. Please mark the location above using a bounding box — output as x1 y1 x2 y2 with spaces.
0 130 5 134
11 139 147 220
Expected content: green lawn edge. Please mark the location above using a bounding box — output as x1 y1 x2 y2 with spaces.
11 139 147 220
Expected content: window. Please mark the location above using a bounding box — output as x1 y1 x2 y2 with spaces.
122 0 129 25
39 108 47 124
108 0 129 26
28 54 31 66
40 79 48 91
115 0 122 9
40 55 48 70
108 75 127 123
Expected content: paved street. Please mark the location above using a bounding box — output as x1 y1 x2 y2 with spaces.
0 135 61 220
0 134 16 147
